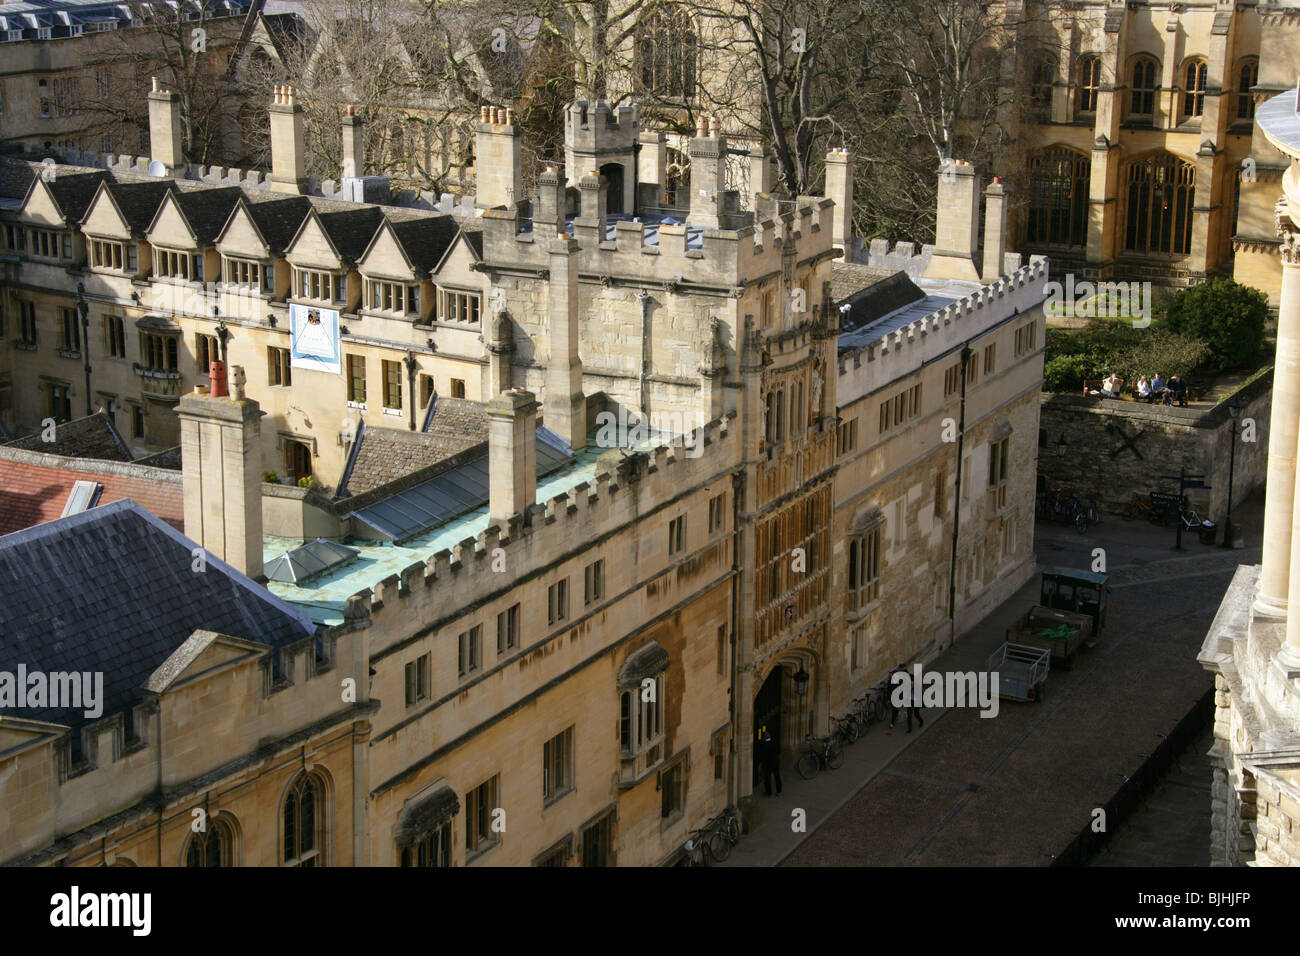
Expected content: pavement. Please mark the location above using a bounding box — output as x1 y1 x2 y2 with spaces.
718 490 1263 867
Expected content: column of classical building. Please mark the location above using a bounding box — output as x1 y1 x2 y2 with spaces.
1257 208 1300 618
1279 212 1300 664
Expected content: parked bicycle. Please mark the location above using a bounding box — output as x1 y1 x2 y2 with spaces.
829 712 860 746
795 734 844 779
682 808 742 865
852 679 890 731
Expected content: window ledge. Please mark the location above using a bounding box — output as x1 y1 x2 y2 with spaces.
543 787 575 811
13 341 38 351
346 401 367 410
56 349 81 359
382 406 403 417
465 839 501 865
847 597 881 623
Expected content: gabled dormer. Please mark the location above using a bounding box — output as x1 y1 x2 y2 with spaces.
284 204 383 312
80 179 173 278
428 228 486 327
15 170 107 265
144 186 242 284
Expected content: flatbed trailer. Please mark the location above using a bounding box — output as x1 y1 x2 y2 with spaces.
987 642 1051 702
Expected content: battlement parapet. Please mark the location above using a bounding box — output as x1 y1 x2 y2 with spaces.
483 197 833 289
836 257 1049 402
355 413 738 657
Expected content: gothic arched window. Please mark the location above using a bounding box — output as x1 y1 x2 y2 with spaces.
1025 146 1091 248
1130 55 1158 118
282 772 327 867
184 817 234 867
1181 58 1208 119
1076 54 1101 115
635 5 697 100
1123 152 1196 256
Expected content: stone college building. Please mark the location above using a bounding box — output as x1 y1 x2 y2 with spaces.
0 81 1047 864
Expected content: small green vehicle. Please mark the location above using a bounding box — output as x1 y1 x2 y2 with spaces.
1038 567 1109 637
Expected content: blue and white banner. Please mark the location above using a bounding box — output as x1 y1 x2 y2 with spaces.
289 303 341 374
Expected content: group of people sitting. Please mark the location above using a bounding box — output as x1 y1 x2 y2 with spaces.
1090 372 1188 406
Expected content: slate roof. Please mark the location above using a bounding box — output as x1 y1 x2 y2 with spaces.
238 193 314 254
0 454 183 536
348 434 571 542
5 411 132 462
131 445 182 470
45 170 111 223
97 180 178 235
384 214 461 274
311 204 387 263
170 186 246 244
0 499 315 734
342 423 481 497
832 263 927 334
0 160 36 202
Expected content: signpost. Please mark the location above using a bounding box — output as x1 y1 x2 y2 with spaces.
1159 468 1209 550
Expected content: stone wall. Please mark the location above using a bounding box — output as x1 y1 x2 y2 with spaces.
1038 369 1273 526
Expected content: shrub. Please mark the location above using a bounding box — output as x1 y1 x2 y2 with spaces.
1110 328 1209 383
1161 277 1267 370
1043 354 1095 393
262 470 280 484
297 475 315 489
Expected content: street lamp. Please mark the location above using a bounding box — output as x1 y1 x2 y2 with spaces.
1056 433 1068 457
75 282 91 417
1223 397 1244 549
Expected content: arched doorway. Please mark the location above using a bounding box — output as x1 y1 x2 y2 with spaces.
600 162 625 216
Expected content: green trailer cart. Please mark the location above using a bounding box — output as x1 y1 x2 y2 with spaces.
1006 605 1092 670
1038 567 1109 637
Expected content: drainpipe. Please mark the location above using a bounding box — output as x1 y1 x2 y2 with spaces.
728 468 745 817
947 345 973 647
637 290 650 417
403 350 417 431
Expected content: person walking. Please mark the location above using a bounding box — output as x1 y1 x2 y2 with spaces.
888 662 907 729
759 727 782 797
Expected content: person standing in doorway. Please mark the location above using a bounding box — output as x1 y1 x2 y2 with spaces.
759 727 782 796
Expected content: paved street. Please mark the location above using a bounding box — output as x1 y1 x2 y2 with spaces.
721 493 1260 867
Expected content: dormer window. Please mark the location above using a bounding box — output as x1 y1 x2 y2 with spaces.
91 238 136 273
295 267 345 304
436 287 480 324
27 227 69 261
224 256 273 293
366 278 420 316
154 246 202 280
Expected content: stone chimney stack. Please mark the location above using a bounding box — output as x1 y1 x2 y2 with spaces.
749 145 774 203
574 171 607 246
923 159 982 282
533 165 567 235
489 388 539 525
824 148 854 254
546 236 587 451
689 116 727 228
475 105 524 209
639 129 667 204
982 177 1010 281
342 104 365 179
177 368 264 581
269 85 307 195
147 77 185 174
